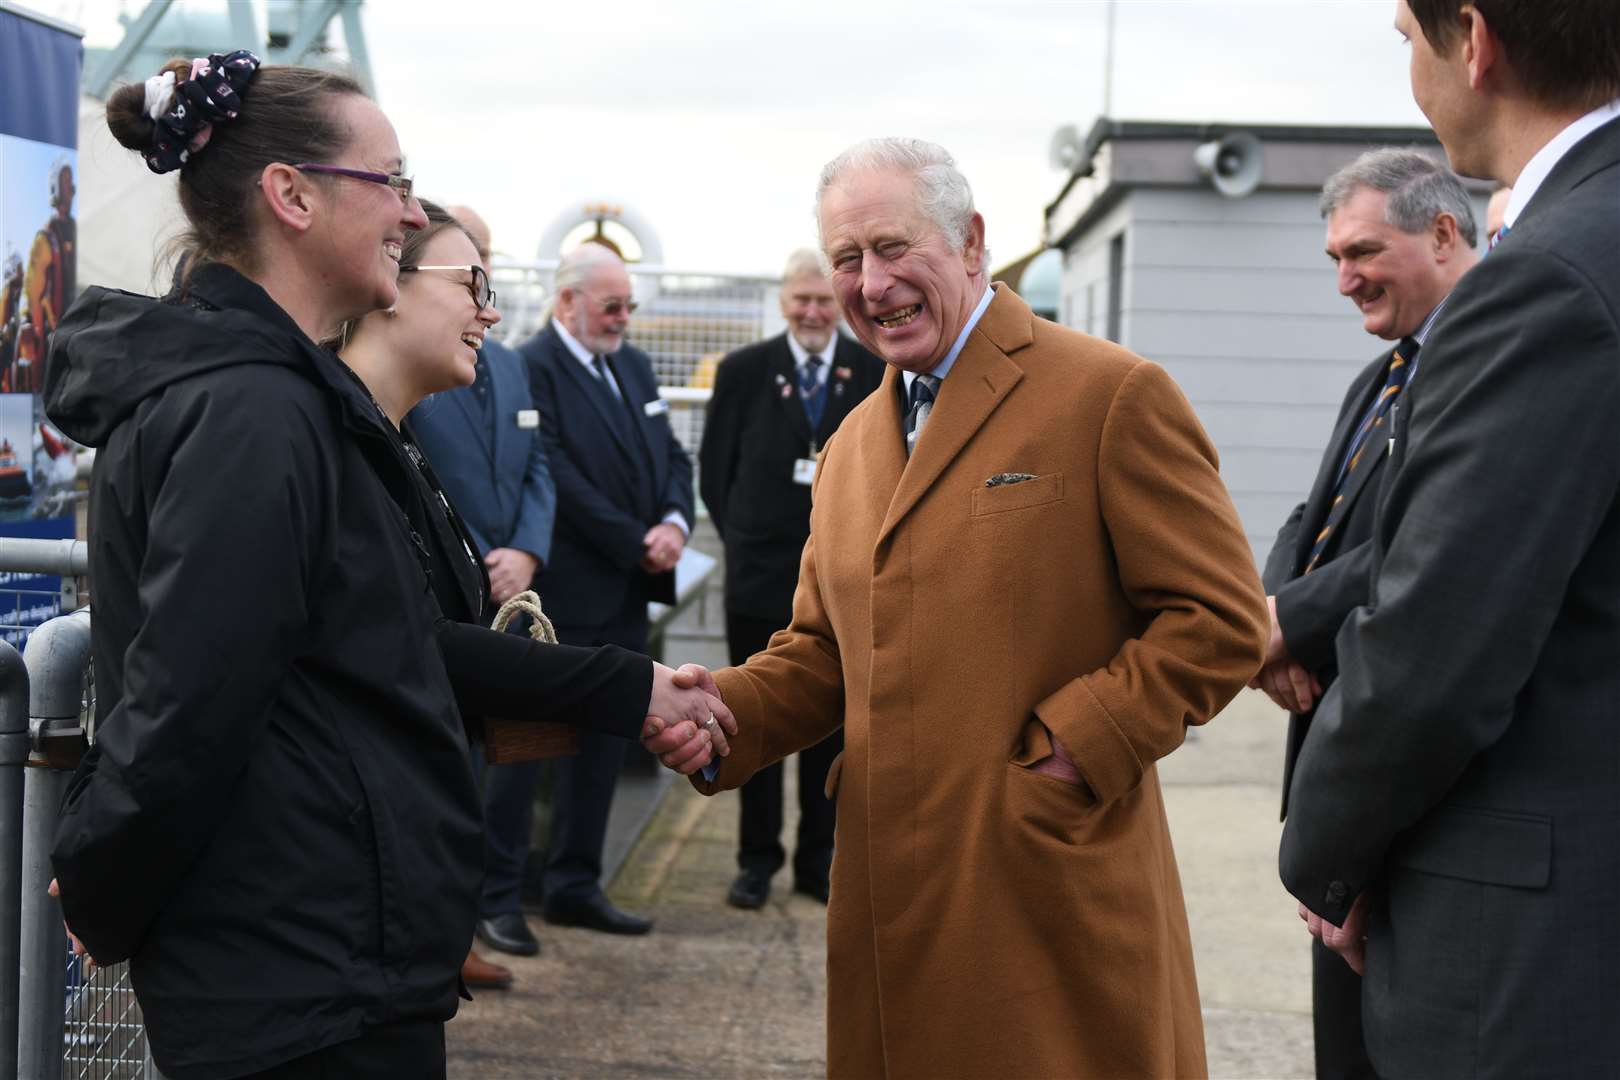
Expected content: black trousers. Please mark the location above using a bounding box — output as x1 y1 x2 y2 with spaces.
479 615 542 917
727 611 840 883
1313 937 1378 1079
539 603 648 909
235 1019 445 1079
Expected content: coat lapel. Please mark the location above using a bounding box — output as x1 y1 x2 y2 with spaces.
1292 349 1390 572
611 353 659 474
450 360 497 470
554 336 634 462
816 336 858 444
877 287 1030 547
770 338 815 447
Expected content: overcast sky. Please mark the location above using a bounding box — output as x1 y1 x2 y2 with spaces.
40 0 1428 275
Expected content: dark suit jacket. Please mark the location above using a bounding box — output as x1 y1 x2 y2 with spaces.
518 322 694 630
699 332 884 621
1280 115 1620 1076
408 337 556 565
1262 347 1393 819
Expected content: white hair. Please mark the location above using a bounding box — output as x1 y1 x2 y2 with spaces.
542 241 625 324
554 241 625 293
780 247 826 284
815 137 977 251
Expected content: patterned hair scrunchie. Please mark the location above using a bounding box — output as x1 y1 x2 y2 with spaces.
144 50 262 175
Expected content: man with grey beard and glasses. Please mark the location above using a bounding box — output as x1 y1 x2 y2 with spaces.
511 243 694 939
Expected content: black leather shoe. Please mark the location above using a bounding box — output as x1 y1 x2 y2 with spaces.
792 877 830 904
726 870 772 910
542 895 653 936
476 912 540 956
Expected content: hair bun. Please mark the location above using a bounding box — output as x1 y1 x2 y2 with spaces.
105 59 190 156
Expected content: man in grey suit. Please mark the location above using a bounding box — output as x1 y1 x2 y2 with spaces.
1281 1 1620 1075
1261 148 1477 1080
407 205 557 971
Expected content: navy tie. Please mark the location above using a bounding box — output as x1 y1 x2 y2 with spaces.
904 374 940 456
1305 339 1417 572
799 354 826 430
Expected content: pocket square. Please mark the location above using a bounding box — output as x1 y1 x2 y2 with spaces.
985 472 1037 488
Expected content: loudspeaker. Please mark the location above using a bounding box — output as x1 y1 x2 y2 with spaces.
1194 132 1264 198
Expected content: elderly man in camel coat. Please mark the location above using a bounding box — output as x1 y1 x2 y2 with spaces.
660 138 1267 1079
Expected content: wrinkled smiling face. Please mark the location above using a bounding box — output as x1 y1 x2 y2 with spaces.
1326 186 1446 341
819 167 985 372
562 260 633 355
780 272 839 354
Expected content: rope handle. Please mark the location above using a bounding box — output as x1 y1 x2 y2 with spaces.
490 590 558 645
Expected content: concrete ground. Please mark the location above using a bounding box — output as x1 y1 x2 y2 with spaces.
445 688 1315 1079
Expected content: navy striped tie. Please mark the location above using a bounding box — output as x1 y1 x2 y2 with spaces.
1305 340 1416 573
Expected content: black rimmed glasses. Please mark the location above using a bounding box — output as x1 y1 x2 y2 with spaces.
400 264 496 312
293 163 415 205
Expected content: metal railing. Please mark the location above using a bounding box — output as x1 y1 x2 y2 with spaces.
489 260 759 514
491 259 783 389
1 539 161 1079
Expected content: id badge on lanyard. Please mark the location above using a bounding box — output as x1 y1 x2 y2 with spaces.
794 442 818 486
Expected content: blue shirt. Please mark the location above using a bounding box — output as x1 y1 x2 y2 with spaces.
901 285 995 400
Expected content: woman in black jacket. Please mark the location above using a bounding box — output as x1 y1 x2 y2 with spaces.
44 55 726 1080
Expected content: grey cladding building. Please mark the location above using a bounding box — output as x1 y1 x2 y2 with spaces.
1042 120 1488 563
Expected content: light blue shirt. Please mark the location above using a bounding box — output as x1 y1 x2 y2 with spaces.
901 285 994 401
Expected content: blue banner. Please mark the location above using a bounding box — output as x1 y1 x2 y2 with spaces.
1 5 82 647
0 7 82 145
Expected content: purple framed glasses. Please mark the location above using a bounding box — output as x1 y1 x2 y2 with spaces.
293 163 414 204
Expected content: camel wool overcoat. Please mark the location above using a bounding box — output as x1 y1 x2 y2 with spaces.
698 286 1267 1079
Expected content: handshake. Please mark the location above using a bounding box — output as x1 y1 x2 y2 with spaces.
642 662 734 775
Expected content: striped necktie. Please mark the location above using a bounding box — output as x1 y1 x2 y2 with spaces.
1305 339 1417 573
904 374 940 456
799 353 826 429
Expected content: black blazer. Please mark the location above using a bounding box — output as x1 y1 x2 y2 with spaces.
1280 115 1620 1075
1262 347 1393 818
699 332 884 621
518 323 694 630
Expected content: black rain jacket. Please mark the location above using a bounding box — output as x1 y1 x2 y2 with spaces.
43 264 648 1079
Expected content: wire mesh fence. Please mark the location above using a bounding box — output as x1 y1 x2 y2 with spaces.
62 955 154 1080
491 260 770 509
490 263 783 393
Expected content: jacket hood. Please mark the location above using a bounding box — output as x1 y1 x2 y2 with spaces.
44 263 321 447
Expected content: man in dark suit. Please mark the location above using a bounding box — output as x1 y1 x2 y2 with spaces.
1259 149 1477 1080
1282 2 1620 1075
407 205 557 969
518 242 695 935
699 248 884 910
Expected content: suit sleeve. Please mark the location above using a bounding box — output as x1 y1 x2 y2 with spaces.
654 377 696 529
1264 353 1387 668
690 435 849 795
507 374 556 567
1261 502 1304 594
1272 537 1372 673
1280 246 1620 923
1034 361 1268 804
51 375 332 963
698 354 744 539
525 343 650 571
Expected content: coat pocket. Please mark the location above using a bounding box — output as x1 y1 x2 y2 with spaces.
823 750 844 799
970 472 1064 516
1388 805 1551 888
